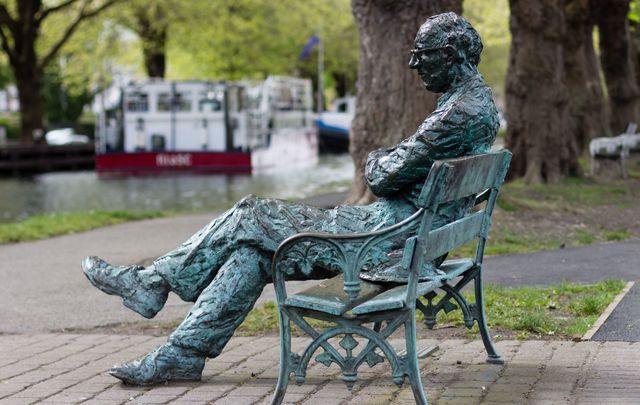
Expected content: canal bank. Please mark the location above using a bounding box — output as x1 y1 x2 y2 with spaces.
0 153 355 223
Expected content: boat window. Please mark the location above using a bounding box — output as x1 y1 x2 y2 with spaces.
336 101 347 113
237 87 246 111
157 92 193 112
273 86 294 111
126 93 149 112
157 93 172 112
175 92 192 112
199 91 223 112
271 83 308 111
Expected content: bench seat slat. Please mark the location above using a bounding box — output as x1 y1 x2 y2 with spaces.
284 275 388 315
422 211 484 261
438 259 475 281
351 280 442 315
284 259 475 316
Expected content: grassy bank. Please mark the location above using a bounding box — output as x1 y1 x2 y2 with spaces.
234 279 625 340
473 169 640 257
0 211 173 243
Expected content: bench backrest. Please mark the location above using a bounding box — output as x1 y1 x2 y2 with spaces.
410 150 512 268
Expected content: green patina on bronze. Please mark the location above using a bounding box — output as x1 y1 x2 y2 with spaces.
82 12 503 395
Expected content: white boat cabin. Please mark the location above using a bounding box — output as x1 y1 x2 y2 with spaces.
96 76 316 158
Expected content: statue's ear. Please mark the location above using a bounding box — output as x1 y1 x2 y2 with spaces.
443 45 460 64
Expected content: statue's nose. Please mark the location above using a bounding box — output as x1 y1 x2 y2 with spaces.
409 53 420 69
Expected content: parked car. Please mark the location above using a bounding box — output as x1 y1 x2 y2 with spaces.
45 128 90 146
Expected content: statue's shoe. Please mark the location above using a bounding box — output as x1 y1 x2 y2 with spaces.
82 256 169 319
109 344 205 386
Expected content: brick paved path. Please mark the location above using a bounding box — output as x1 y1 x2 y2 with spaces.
1 334 638 404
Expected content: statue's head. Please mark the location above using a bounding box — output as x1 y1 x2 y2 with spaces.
410 12 483 93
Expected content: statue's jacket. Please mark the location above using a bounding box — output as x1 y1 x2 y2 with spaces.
154 73 499 299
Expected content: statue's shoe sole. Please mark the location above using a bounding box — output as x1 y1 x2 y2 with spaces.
82 256 165 319
109 367 202 386
108 343 206 386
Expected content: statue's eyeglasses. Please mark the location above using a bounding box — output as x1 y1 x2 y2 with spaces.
409 45 453 59
410 47 445 58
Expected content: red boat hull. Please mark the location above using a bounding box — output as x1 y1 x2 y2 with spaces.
95 151 252 174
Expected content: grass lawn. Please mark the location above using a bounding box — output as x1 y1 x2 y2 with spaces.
0 211 173 243
464 162 640 257
234 279 625 341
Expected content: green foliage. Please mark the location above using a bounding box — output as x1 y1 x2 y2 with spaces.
0 62 13 89
604 229 630 241
0 113 20 139
630 0 640 24
575 230 596 245
39 4 133 94
42 65 93 126
25 0 511 109
0 211 171 244
463 0 510 98
167 0 358 94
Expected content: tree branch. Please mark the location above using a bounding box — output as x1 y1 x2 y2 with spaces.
37 0 81 22
0 3 15 28
0 25 15 64
38 0 121 69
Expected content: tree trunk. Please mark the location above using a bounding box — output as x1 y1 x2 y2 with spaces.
142 31 167 79
505 0 578 183
135 5 168 79
347 0 462 205
591 0 638 134
15 68 45 144
563 0 609 151
631 22 640 93
332 72 349 98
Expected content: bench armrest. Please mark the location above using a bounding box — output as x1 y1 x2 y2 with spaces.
272 208 424 303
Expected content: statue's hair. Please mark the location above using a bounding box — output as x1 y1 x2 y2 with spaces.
417 12 483 67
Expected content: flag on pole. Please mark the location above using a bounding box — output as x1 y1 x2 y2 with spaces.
299 35 320 60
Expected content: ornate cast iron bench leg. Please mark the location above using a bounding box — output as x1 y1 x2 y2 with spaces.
416 265 503 365
405 311 428 405
272 308 292 405
473 266 503 364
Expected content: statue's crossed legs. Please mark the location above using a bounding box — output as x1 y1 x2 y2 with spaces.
83 196 394 385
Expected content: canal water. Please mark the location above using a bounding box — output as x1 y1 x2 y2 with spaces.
0 154 354 223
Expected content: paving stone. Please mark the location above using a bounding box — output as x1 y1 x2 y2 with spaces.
2 335 640 404
210 395 263 405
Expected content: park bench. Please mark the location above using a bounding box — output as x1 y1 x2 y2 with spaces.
589 122 640 178
270 150 512 405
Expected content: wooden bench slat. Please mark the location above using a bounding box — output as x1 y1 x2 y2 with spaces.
284 275 388 315
351 280 442 315
284 259 474 316
421 210 485 261
438 259 475 280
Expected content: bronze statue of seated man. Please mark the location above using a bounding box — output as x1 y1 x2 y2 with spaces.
83 12 498 386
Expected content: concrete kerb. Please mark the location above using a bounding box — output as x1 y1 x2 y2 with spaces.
582 281 635 341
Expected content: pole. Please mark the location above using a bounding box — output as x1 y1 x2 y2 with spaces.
317 31 324 114
170 81 177 150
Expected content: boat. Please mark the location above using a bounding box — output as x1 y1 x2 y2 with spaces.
95 76 318 174
315 96 355 153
